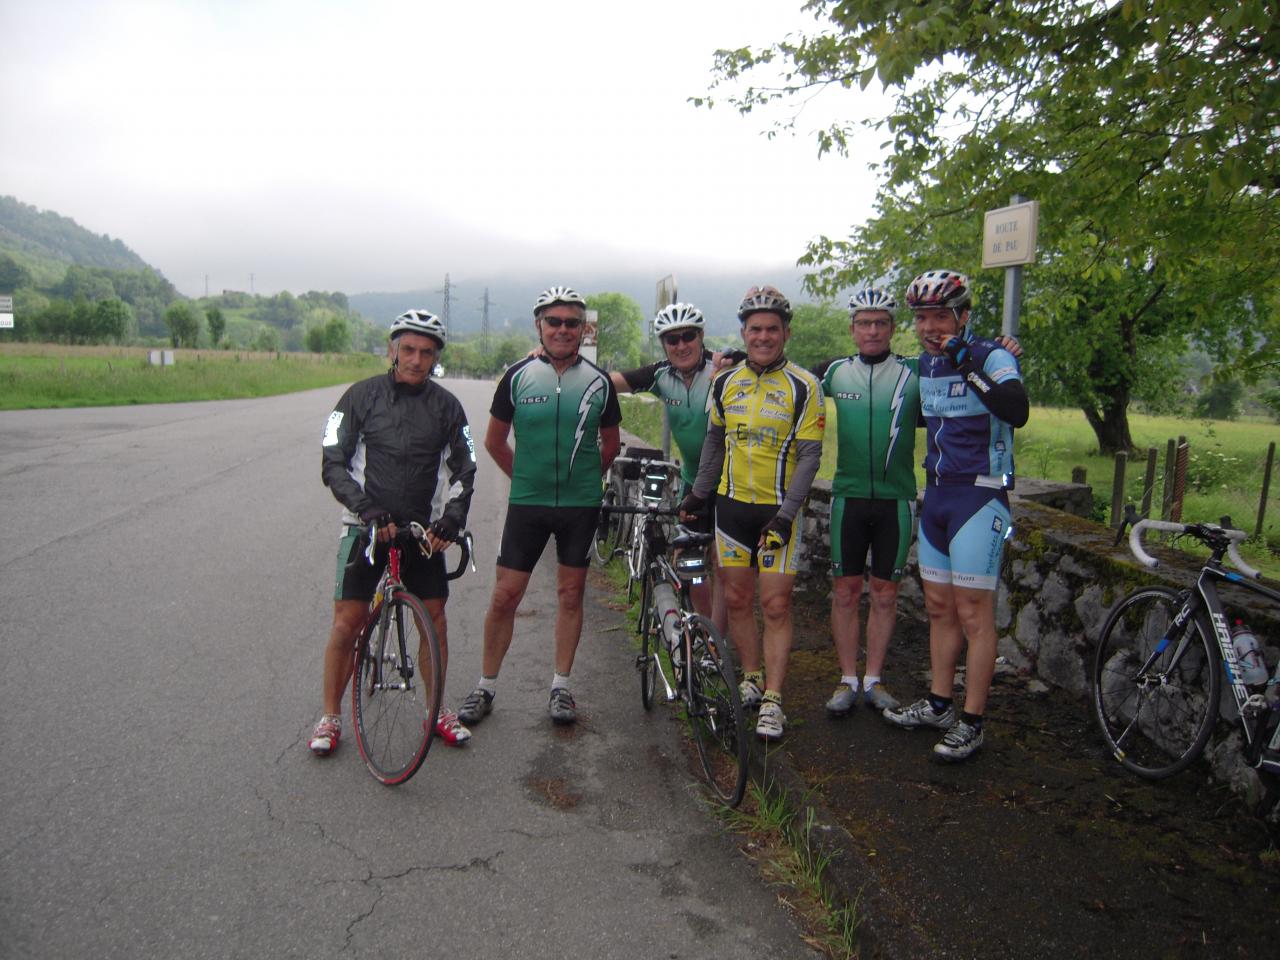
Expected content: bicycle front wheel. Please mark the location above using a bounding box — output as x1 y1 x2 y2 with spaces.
685 616 749 807
637 569 658 710
593 482 624 565
1091 586 1221 779
352 591 444 785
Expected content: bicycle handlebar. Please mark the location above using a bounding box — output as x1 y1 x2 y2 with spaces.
1128 518 1260 580
363 522 476 580
611 455 681 471
600 504 681 516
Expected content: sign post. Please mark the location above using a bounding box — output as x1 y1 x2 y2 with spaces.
982 197 1039 337
0 295 13 329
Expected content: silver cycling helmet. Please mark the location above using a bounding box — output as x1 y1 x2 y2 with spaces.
737 285 792 323
652 302 705 336
533 285 587 316
848 286 896 319
389 309 446 347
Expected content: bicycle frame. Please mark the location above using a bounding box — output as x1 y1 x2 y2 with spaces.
1129 519 1280 771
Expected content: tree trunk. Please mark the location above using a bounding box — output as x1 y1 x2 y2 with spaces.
1082 399 1136 456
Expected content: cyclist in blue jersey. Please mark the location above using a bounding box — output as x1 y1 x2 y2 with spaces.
459 286 622 728
882 270 1028 761
611 302 741 632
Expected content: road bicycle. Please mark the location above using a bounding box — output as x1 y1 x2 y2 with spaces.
593 447 681 578
351 521 474 786
601 501 749 807
1092 513 1280 782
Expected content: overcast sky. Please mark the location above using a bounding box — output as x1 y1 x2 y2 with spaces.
0 0 887 298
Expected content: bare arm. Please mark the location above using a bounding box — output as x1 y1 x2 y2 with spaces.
485 415 514 479
599 424 620 473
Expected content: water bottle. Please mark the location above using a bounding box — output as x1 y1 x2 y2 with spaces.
651 581 682 658
1230 619 1268 685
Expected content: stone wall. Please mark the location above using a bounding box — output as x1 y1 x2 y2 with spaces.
797 480 1280 804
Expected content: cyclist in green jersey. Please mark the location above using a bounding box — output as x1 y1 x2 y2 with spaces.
611 302 741 632
460 285 622 729
811 288 917 717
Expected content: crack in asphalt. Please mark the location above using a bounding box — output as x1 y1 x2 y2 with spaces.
339 854 502 954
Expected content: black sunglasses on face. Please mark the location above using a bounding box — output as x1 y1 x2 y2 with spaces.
542 316 583 329
662 329 699 345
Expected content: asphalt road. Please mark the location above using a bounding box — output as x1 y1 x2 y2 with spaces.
0 379 816 960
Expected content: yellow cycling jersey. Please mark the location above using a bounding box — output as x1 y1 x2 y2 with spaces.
707 357 825 504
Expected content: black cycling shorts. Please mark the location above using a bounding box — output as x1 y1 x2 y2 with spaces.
829 496 916 582
713 495 801 574
497 503 599 572
334 525 448 602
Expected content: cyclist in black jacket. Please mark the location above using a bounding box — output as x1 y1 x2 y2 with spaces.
311 310 477 755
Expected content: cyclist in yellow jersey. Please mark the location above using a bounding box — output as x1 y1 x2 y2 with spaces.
681 286 825 741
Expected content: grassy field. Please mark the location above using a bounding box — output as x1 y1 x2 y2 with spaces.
619 394 1280 576
0 343 384 409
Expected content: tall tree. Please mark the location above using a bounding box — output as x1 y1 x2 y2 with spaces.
164 302 201 348
94 298 133 343
703 0 1280 453
586 292 645 370
206 307 226 346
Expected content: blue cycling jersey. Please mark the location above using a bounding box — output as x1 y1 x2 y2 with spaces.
918 332 1021 487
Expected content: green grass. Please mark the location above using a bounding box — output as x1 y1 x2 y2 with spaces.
619 394 1280 576
0 348 385 409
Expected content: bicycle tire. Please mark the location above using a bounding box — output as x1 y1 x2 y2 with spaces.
685 615 749 807
352 590 443 786
637 568 658 710
1091 585 1221 780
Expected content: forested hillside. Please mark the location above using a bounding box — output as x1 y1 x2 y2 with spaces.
0 195 149 275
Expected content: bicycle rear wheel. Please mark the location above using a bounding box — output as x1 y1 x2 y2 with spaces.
685 616 749 807
352 591 443 785
1091 586 1221 779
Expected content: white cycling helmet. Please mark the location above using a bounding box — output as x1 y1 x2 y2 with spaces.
737 285 792 323
389 309 447 347
904 269 972 312
653 302 705 336
533 285 586 316
848 286 896 318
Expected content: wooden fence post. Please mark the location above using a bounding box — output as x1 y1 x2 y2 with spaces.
1170 436 1189 523
1141 447 1158 519
1161 438 1176 521
1111 451 1128 528
1258 440 1276 539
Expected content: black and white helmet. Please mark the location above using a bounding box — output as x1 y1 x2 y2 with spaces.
533 285 586 316
847 286 896 319
737 285 792 323
652 302 705 336
389 309 446 347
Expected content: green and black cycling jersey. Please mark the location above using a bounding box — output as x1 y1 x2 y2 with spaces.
491 354 622 507
621 350 719 486
814 352 920 501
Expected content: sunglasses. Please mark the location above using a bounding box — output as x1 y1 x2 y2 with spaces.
662 329 700 345
542 316 583 329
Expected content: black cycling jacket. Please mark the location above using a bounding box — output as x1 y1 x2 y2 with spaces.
321 370 476 530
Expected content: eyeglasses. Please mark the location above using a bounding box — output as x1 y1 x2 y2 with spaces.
853 318 892 330
662 329 700 346
542 316 583 329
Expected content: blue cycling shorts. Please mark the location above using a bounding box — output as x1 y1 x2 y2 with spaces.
917 487 1011 591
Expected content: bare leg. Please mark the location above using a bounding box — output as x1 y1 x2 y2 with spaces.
721 566 760 673
830 574 864 678
864 576 899 678
952 585 998 715
482 565 532 677
322 599 368 717
554 564 589 674
758 572 797 692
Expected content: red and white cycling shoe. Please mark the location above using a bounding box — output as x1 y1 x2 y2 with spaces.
309 715 342 756
434 709 472 747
